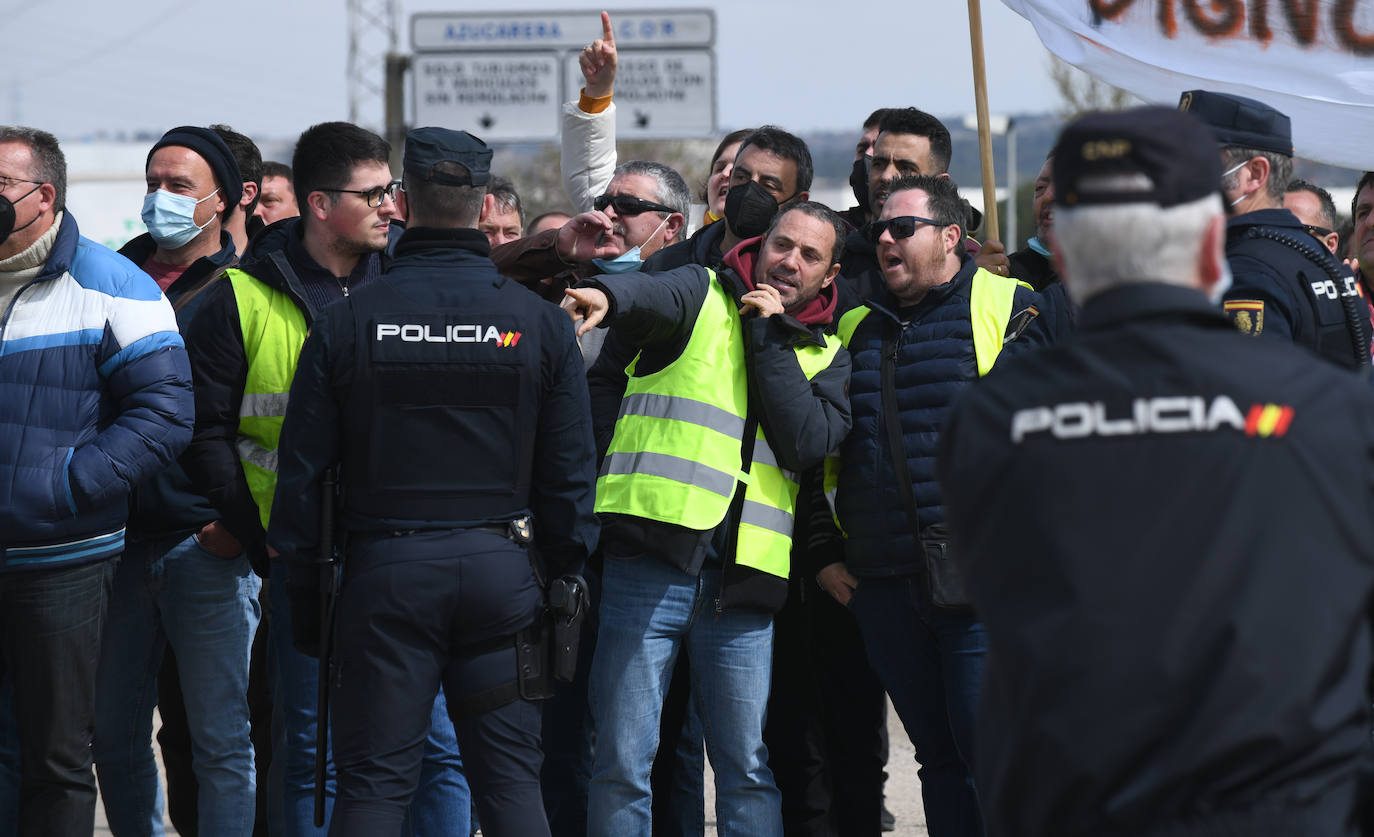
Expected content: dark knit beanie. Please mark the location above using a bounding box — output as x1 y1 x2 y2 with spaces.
147 126 243 207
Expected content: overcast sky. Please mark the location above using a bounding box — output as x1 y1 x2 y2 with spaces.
3 0 1061 142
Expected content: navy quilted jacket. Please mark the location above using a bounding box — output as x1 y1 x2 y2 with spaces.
0 213 194 571
836 256 1045 578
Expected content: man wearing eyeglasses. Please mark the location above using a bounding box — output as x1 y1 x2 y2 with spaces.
180 121 469 836
821 174 1045 837
0 126 193 836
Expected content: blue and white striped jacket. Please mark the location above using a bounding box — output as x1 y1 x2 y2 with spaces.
0 212 194 571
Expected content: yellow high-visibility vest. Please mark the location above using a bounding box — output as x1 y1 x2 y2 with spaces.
597 270 842 579
228 269 308 529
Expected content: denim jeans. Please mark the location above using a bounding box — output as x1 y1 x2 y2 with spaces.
588 557 782 837
266 563 471 837
850 575 986 837
92 532 262 837
0 558 116 837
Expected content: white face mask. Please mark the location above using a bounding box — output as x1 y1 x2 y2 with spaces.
1221 160 1248 208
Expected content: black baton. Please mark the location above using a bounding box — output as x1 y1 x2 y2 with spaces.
314 467 338 828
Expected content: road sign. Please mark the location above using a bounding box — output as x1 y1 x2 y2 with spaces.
413 53 562 142
410 9 717 141
412 10 713 52
562 50 713 139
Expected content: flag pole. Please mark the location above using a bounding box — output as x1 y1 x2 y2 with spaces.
968 0 1000 242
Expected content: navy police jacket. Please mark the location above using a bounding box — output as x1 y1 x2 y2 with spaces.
1223 207 1369 369
939 283 1374 837
267 228 599 580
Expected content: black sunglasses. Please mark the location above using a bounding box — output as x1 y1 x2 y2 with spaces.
867 215 945 244
318 180 402 208
1304 224 1334 239
593 193 676 216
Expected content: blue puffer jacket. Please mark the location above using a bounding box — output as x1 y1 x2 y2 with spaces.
0 212 194 571
836 255 1045 578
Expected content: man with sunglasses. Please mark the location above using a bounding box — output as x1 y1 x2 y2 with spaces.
181 121 469 837
1284 180 1341 256
492 161 688 363
821 174 1044 837
1182 90 1371 367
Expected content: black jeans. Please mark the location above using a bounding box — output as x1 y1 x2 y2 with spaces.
0 559 116 837
766 575 886 837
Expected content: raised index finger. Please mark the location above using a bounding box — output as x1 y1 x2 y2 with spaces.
601 11 615 44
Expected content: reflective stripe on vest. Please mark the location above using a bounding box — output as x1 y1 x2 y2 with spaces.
596 269 841 579
229 269 309 529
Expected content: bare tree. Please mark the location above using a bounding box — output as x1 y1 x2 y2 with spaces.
1049 57 1136 119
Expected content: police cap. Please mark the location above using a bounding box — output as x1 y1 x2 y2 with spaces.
404 127 492 187
1178 90 1293 157
1054 106 1221 209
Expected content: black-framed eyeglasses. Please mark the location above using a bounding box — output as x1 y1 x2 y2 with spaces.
1304 224 1334 239
867 214 944 243
593 193 676 216
318 180 402 208
0 174 43 191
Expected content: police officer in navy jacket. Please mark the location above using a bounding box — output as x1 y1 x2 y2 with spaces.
939 106 1374 837
1181 89 1371 369
268 127 598 837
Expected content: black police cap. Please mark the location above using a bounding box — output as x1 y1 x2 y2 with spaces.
1054 106 1221 209
404 127 492 187
1178 90 1293 157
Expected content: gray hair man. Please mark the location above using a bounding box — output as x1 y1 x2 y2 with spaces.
940 104 1374 837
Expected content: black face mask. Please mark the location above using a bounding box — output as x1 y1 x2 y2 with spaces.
0 184 42 247
849 156 869 211
724 180 782 240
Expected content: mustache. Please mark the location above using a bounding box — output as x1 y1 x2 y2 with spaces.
597 222 630 245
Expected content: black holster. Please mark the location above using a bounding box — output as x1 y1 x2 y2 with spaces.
547 574 589 683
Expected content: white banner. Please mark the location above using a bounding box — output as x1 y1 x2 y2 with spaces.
1001 0 1374 169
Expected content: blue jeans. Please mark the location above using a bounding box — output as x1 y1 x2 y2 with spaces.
93 533 262 837
588 557 781 837
850 576 985 837
266 568 470 837
0 558 115 837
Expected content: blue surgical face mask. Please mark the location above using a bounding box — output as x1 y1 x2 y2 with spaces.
592 212 671 274
1027 236 1052 257
141 188 219 249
